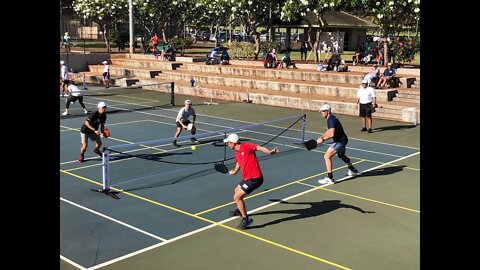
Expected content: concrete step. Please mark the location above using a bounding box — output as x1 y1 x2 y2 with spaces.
393 97 420 103
110 58 182 70
396 88 420 95
160 70 396 102
88 65 162 78
229 59 420 76
178 63 367 84
135 77 420 123
395 93 420 99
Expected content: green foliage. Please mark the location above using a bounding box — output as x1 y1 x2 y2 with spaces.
227 41 256 60
390 36 420 64
259 41 280 56
170 37 195 55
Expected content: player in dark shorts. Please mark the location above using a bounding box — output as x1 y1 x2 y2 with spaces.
224 133 279 229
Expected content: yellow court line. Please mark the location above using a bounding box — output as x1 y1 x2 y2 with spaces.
61 170 351 270
299 182 420 213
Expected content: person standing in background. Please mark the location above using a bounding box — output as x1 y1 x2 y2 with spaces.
102 61 110 88
357 79 377 133
60 60 70 97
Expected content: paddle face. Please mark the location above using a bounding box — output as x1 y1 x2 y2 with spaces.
214 162 229 174
103 128 110 137
305 139 317 150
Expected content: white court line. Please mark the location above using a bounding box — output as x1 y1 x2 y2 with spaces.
60 197 167 242
60 255 87 270
84 151 419 269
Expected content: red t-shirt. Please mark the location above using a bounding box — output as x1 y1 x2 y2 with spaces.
235 143 263 180
152 35 159 45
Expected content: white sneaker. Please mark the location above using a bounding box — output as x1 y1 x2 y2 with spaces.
62 111 68 116
347 170 362 177
84 110 89 114
318 177 334 185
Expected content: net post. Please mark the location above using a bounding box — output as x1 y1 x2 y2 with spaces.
301 114 306 143
170 82 175 106
101 150 110 192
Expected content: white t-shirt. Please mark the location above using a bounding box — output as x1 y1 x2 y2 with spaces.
61 65 70 80
68 84 82 97
103 64 109 73
357 86 376 104
176 107 196 122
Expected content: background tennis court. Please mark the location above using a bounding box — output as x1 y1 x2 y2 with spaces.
60 90 419 270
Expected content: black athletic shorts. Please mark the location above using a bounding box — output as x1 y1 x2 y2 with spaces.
359 103 373 117
238 176 264 195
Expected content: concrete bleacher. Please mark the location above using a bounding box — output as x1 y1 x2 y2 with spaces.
81 53 420 123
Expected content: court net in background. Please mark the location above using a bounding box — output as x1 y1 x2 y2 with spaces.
99 114 306 192
60 82 175 117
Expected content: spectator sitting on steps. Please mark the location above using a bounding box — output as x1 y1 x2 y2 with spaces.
376 63 396 89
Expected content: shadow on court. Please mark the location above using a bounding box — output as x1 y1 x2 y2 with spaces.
373 124 417 132
247 199 374 229
338 165 406 184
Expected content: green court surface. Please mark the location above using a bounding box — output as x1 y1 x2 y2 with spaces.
60 90 419 270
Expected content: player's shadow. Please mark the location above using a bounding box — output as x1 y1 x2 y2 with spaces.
337 165 406 184
372 125 417 132
248 199 374 229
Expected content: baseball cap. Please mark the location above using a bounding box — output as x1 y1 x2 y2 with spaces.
97 101 107 108
320 104 331 112
102 61 108 64
60 60 65 65
223 133 239 143
185 99 192 105
387 63 392 66
362 79 369 84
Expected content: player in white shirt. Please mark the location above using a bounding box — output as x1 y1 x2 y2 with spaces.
172 99 198 147
102 61 110 88
60 60 70 97
62 81 89 116
356 79 377 133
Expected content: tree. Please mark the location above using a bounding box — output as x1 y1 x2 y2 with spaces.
281 0 361 62
73 0 128 52
347 0 420 65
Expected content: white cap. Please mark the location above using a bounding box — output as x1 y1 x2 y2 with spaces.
60 60 65 65
102 61 108 64
387 63 392 66
320 104 331 112
185 99 192 105
97 101 107 108
223 133 239 143
362 79 369 84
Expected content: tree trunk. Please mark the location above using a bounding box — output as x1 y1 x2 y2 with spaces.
103 23 111 52
254 34 260 60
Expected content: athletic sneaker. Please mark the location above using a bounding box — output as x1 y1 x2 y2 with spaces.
190 137 199 143
62 111 68 116
238 217 253 230
228 209 241 217
361 127 367 132
83 109 89 114
318 177 334 185
78 154 85 162
367 128 373 133
347 169 362 177
93 149 102 157
172 141 179 147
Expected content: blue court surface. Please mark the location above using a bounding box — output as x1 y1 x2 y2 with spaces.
60 100 419 270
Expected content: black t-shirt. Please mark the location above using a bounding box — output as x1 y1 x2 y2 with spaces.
81 111 106 134
326 114 348 144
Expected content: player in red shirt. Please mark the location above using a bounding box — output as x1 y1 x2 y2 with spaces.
223 133 278 229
